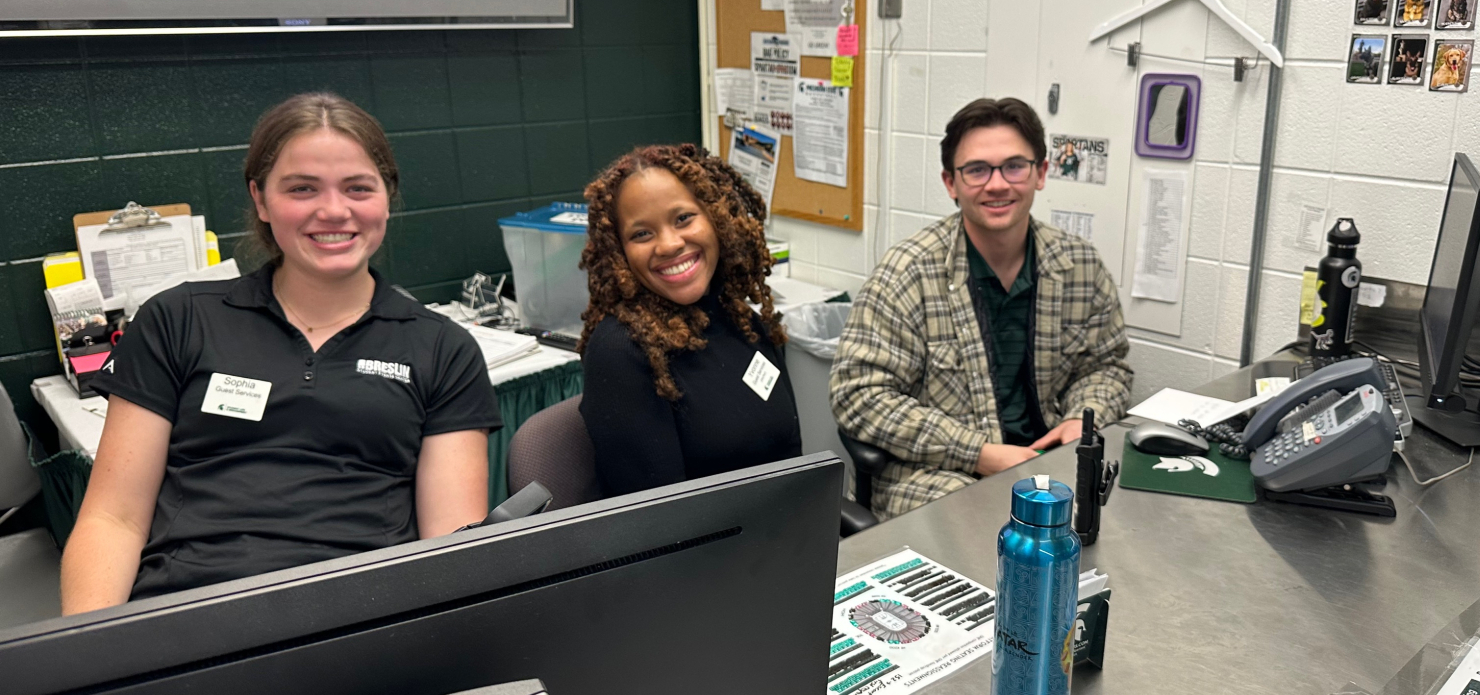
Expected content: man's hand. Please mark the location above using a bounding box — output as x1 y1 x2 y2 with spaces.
1029 418 1084 452
976 444 1040 476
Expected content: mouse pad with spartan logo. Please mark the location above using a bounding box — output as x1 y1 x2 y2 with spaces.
1118 440 1258 503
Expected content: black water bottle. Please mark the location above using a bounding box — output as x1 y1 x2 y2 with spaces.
1310 218 1362 358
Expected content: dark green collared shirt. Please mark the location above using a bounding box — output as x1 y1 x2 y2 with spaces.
966 234 1036 445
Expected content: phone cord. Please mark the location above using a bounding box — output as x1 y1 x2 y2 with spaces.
1176 419 1251 460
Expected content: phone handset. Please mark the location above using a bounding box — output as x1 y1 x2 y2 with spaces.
1241 357 1386 448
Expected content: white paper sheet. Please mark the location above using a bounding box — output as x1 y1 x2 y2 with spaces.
762 0 784 10
752 32 800 134
1131 169 1189 303
829 549 997 695
729 122 781 208
1050 210 1094 240
793 79 849 187
714 67 754 118
785 0 845 56
464 324 540 370
1435 639 1480 695
1294 204 1326 252
1357 282 1388 308
78 215 203 301
1128 387 1281 426
127 258 241 314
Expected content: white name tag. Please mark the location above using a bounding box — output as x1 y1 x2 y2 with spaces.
742 351 781 401
201 373 272 421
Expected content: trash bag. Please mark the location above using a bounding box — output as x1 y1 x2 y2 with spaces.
781 302 852 360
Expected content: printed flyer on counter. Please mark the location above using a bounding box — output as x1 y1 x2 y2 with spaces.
827 549 997 695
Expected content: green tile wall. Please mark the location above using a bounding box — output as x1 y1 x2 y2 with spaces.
0 0 701 441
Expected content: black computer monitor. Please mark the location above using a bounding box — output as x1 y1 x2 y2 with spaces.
0 455 844 695
1414 152 1480 446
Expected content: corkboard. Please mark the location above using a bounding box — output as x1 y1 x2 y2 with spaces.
715 0 866 232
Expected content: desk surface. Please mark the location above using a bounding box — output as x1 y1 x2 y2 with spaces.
837 362 1480 694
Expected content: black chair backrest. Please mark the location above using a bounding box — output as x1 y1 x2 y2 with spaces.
836 429 894 512
0 383 39 515
507 396 600 511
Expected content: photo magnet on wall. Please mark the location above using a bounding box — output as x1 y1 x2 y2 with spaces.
1389 34 1428 84
1431 39 1474 91
1394 0 1433 27
1436 0 1475 28
1347 34 1387 83
1356 0 1391 25
1047 134 1109 185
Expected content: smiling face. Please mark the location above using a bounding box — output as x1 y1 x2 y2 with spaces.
249 128 390 281
616 168 720 306
941 125 1047 238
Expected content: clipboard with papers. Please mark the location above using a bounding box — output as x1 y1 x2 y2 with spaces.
74 201 207 302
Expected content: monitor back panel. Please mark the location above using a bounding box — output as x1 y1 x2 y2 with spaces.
1 456 844 695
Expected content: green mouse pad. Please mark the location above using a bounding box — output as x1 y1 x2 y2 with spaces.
1118 440 1258 504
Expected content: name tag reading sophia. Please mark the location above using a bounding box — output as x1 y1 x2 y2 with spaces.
742 351 781 401
201 373 272 421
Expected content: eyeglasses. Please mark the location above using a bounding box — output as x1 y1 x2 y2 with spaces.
955 159 1037 186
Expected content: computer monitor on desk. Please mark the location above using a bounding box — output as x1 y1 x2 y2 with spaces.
1414 152 1480 446
0 454 844 695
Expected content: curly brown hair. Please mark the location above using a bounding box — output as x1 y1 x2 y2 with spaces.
578 143 786 401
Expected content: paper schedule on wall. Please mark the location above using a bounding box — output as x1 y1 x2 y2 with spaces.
793 80 849 188
1131 169 1190 303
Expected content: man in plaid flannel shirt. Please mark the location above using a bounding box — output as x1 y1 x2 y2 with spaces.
830 98 1132 520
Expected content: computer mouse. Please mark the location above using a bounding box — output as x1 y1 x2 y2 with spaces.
1127 422 1211 456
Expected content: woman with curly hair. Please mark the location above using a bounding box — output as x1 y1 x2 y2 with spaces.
577 144 801 496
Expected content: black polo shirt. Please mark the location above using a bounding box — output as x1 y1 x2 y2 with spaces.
91 265 501 600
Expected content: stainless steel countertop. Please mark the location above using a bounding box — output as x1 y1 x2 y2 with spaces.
837 362 1480 694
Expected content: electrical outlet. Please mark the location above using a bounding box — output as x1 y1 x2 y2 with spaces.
879 0 902 19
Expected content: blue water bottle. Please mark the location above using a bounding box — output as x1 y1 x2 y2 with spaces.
992 475 1080 695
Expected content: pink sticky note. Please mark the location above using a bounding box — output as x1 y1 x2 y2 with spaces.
837 25 859 56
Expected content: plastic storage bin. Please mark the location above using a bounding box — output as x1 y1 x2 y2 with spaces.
498 203 589 333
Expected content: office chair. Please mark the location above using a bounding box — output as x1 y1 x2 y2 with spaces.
0 383 63 629
837 429 894 536
508 396 885 538
506 395 601 511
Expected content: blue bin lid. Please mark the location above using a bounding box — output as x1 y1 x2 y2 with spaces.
497 202 589 234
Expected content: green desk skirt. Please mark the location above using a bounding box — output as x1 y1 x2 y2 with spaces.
488 360 584 505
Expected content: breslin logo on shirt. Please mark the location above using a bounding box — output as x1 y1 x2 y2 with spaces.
356 359 412 385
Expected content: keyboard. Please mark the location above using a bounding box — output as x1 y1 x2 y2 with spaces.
1295 355 1413 438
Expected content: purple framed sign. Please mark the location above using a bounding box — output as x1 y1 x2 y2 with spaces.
1135 73 1201 160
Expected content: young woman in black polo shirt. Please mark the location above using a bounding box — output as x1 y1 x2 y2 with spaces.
61 94 501 614
577 144 801 496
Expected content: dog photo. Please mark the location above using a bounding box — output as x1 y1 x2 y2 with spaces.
1356 0 1391 24
1437 0 1474 28
1348 35 1386 83
1394 0 1433 26
1431 39 1474 91
1389 34 1429 84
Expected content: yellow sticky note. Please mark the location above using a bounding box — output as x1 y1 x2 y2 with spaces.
1299 270 1318 326
831 56 854 88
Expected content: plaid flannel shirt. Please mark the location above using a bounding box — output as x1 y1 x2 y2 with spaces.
829 214 1132 520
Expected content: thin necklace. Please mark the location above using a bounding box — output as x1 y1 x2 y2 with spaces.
275 280 370 334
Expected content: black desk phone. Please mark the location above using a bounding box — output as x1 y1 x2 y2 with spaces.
1242 358 1399 515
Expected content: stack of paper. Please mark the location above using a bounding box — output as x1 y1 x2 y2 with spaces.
465 324 540 370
